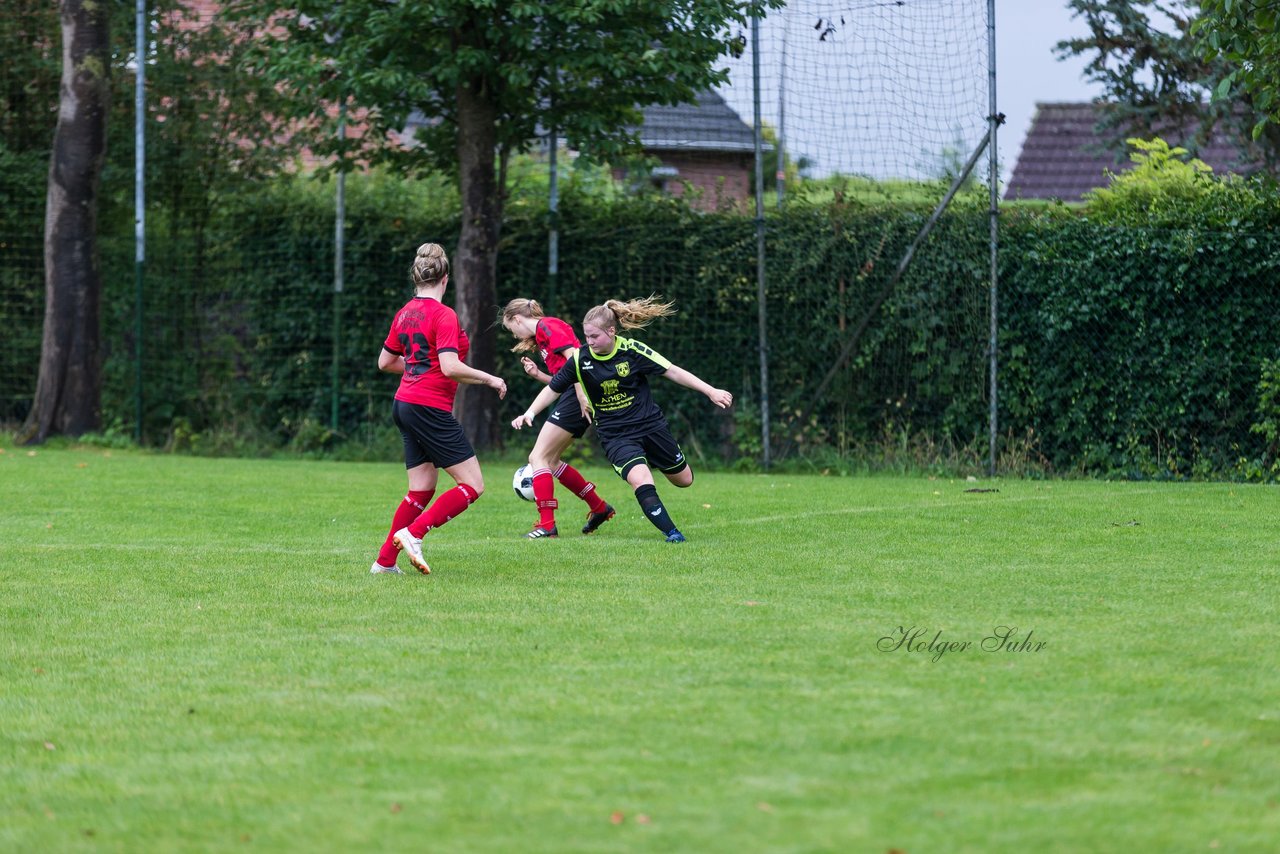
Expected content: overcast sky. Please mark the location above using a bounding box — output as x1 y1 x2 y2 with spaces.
995 0 1103 181
713 0 1105 185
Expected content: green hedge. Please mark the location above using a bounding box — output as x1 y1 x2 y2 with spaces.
143 183 992 464
999 209 1280 477
3 171 1280 477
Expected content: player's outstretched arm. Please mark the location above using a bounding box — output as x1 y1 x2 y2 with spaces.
439 351 506 399
664 365 733 409
513 385 560 430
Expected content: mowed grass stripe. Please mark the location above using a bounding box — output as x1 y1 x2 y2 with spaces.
2 446 1278 852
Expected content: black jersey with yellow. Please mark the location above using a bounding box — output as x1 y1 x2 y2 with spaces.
547 335 672 439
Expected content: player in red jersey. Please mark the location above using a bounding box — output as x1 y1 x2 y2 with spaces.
370 243 507 575
512 296 732 543
501 298 615 539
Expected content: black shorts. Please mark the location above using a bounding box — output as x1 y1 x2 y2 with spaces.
601 424 688 480
392 400 476 470
544 388 590 439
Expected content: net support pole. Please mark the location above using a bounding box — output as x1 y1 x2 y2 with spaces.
332 100 346 432
776 21 787 209
986 0 1001 476
134 0 146 442
548 122 559 314
752 11 772 469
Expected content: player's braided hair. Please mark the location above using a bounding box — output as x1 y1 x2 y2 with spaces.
410 243 450 290
585 295 676 332
500 298 545 354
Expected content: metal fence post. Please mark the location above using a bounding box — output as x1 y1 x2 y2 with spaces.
332 100 346 432
548 121 559 315
752 11 772 469
134 0 146 442
987 0 1000 476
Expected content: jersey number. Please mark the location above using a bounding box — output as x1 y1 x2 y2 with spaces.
398 332 432 376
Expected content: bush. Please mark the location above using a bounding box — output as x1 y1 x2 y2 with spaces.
998 159 1280 478
6 156 1280 476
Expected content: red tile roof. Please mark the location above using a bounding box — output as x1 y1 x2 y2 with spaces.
1006 102 1254 201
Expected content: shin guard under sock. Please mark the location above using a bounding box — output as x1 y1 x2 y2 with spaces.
378 489 434 565
409 483 479 537
555 461 607 513
634 483 676 536
532 468 558 527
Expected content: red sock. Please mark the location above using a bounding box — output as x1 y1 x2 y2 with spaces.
532 468 558 527
554 461 607 513
377 489 434 565
408 483 479 537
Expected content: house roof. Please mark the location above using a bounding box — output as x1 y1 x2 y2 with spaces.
401 89 763 156
632 89 759 154
1006 102 1254 201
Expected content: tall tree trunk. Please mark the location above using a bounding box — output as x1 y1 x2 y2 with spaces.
452 73 503 451
20 0 110 444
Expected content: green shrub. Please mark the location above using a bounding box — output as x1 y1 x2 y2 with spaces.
1085 137 1216 222
6 159 1280 477
1235 357 1280 482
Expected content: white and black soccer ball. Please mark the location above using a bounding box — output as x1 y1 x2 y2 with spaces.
512 464 535 501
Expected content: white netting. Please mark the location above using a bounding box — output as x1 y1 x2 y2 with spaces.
718 0 991 182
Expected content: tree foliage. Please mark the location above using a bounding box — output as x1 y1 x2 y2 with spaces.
1 0 292 230
1195 0 1280 139
136 4 295 240
1055 0 1280 171
0 0 61 163
227 0 782 448
2 0 306 439
229 0 775 173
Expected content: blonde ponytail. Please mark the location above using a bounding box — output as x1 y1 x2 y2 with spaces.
584 294 676 332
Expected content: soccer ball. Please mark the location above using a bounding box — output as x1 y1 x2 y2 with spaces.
512 464 535 501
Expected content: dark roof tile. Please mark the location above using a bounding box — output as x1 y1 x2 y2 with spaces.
1006 102 1254 201
631 89 759 153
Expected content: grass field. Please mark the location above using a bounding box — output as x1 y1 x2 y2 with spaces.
2 445 1279 852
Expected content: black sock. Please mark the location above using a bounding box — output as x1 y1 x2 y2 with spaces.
634 483 676 535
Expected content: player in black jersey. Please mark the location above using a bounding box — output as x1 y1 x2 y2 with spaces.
512 296 732 543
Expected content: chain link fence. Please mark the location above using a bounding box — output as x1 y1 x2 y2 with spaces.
3 2 1277 477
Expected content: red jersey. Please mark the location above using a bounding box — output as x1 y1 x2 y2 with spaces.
383 296 470 412
535 316 580 376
